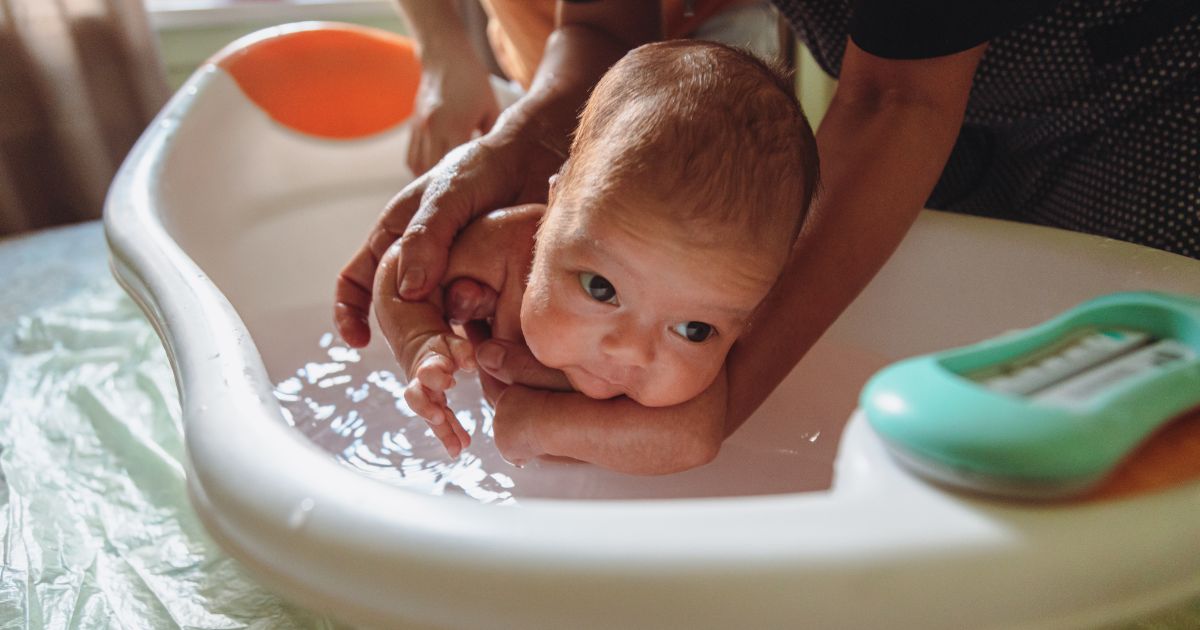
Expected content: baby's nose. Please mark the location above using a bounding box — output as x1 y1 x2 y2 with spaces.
599 322 655 368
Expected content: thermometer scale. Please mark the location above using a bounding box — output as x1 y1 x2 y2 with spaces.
861 292 1200 499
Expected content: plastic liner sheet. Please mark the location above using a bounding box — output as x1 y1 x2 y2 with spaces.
0 280 341 629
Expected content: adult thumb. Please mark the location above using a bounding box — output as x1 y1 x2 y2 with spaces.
475 339 573 392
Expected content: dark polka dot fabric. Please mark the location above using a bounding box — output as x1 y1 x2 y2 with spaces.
773 0 1200 258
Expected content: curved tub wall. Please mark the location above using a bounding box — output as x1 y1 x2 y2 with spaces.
105 22 1200 629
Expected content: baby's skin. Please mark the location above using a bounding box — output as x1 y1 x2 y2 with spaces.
374 204 541 459
371 39 814 474
373 181 784 472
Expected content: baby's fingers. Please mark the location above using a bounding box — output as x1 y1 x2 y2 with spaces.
447 412 471 451
404 381 466 457
404 380 447 424
415 354 457 391
423 404 471 457
428 407 466 458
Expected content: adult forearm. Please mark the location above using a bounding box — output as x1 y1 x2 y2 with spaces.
723 92 966 432
391 1 473 61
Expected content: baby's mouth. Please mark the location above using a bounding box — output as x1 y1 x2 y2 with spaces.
588 364 632 387
567 365 629 399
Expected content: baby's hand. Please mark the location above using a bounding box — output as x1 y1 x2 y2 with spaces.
404 333 476 457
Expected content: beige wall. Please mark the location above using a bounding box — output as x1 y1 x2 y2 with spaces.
152 6 407 89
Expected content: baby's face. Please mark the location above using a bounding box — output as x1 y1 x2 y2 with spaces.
520 197 783 407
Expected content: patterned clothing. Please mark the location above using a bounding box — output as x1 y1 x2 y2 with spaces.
775 0 1200 258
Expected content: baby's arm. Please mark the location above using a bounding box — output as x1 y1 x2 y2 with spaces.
485 360 728 475
374 244 477 456
374 204 544 457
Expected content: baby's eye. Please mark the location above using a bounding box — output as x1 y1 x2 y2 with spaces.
672 321 715 343
579 272 618 304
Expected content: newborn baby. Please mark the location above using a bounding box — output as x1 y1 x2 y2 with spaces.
376 39 819 471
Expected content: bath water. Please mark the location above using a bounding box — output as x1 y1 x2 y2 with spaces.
248 303 890 502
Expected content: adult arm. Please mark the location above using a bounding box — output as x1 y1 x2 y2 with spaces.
722 40 985 430
334 0 659 348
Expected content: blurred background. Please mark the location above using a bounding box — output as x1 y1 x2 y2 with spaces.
0 0 397 236
0 0 833 238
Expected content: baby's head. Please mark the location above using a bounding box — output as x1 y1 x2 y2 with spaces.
521 40 819 406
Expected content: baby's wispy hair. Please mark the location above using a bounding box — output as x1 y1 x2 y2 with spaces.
557 39 820 252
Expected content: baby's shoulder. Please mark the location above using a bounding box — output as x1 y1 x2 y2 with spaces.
446 203 544 291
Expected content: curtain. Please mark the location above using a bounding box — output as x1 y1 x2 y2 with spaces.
0 0 167 236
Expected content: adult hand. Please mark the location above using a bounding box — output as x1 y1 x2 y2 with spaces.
334 123 561 348
335 6 655 350
407 61 501 175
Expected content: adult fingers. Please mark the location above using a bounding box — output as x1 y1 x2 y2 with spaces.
479 100 500 135
395 141 510 301
333 252 373 348
414 115 469 177
477 369 507 407
334 176 429 346
407 121 432 176
476 338 574 392
369 242 409 360
424 121 470 176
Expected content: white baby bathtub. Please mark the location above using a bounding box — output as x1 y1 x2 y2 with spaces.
105 22 1200 629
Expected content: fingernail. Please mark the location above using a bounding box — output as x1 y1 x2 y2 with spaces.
399 268 425 296
428 410 443 425
478 343 505 371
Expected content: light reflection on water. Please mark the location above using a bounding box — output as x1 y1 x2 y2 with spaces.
275 331 520 504
261 311 870 502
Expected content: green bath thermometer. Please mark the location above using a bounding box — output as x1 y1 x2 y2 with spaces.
861 291 1200 499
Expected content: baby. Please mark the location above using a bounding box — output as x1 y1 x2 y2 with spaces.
376 40 819 470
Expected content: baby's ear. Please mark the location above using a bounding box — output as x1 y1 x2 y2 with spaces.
547 173 559 205
547 159 569 205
